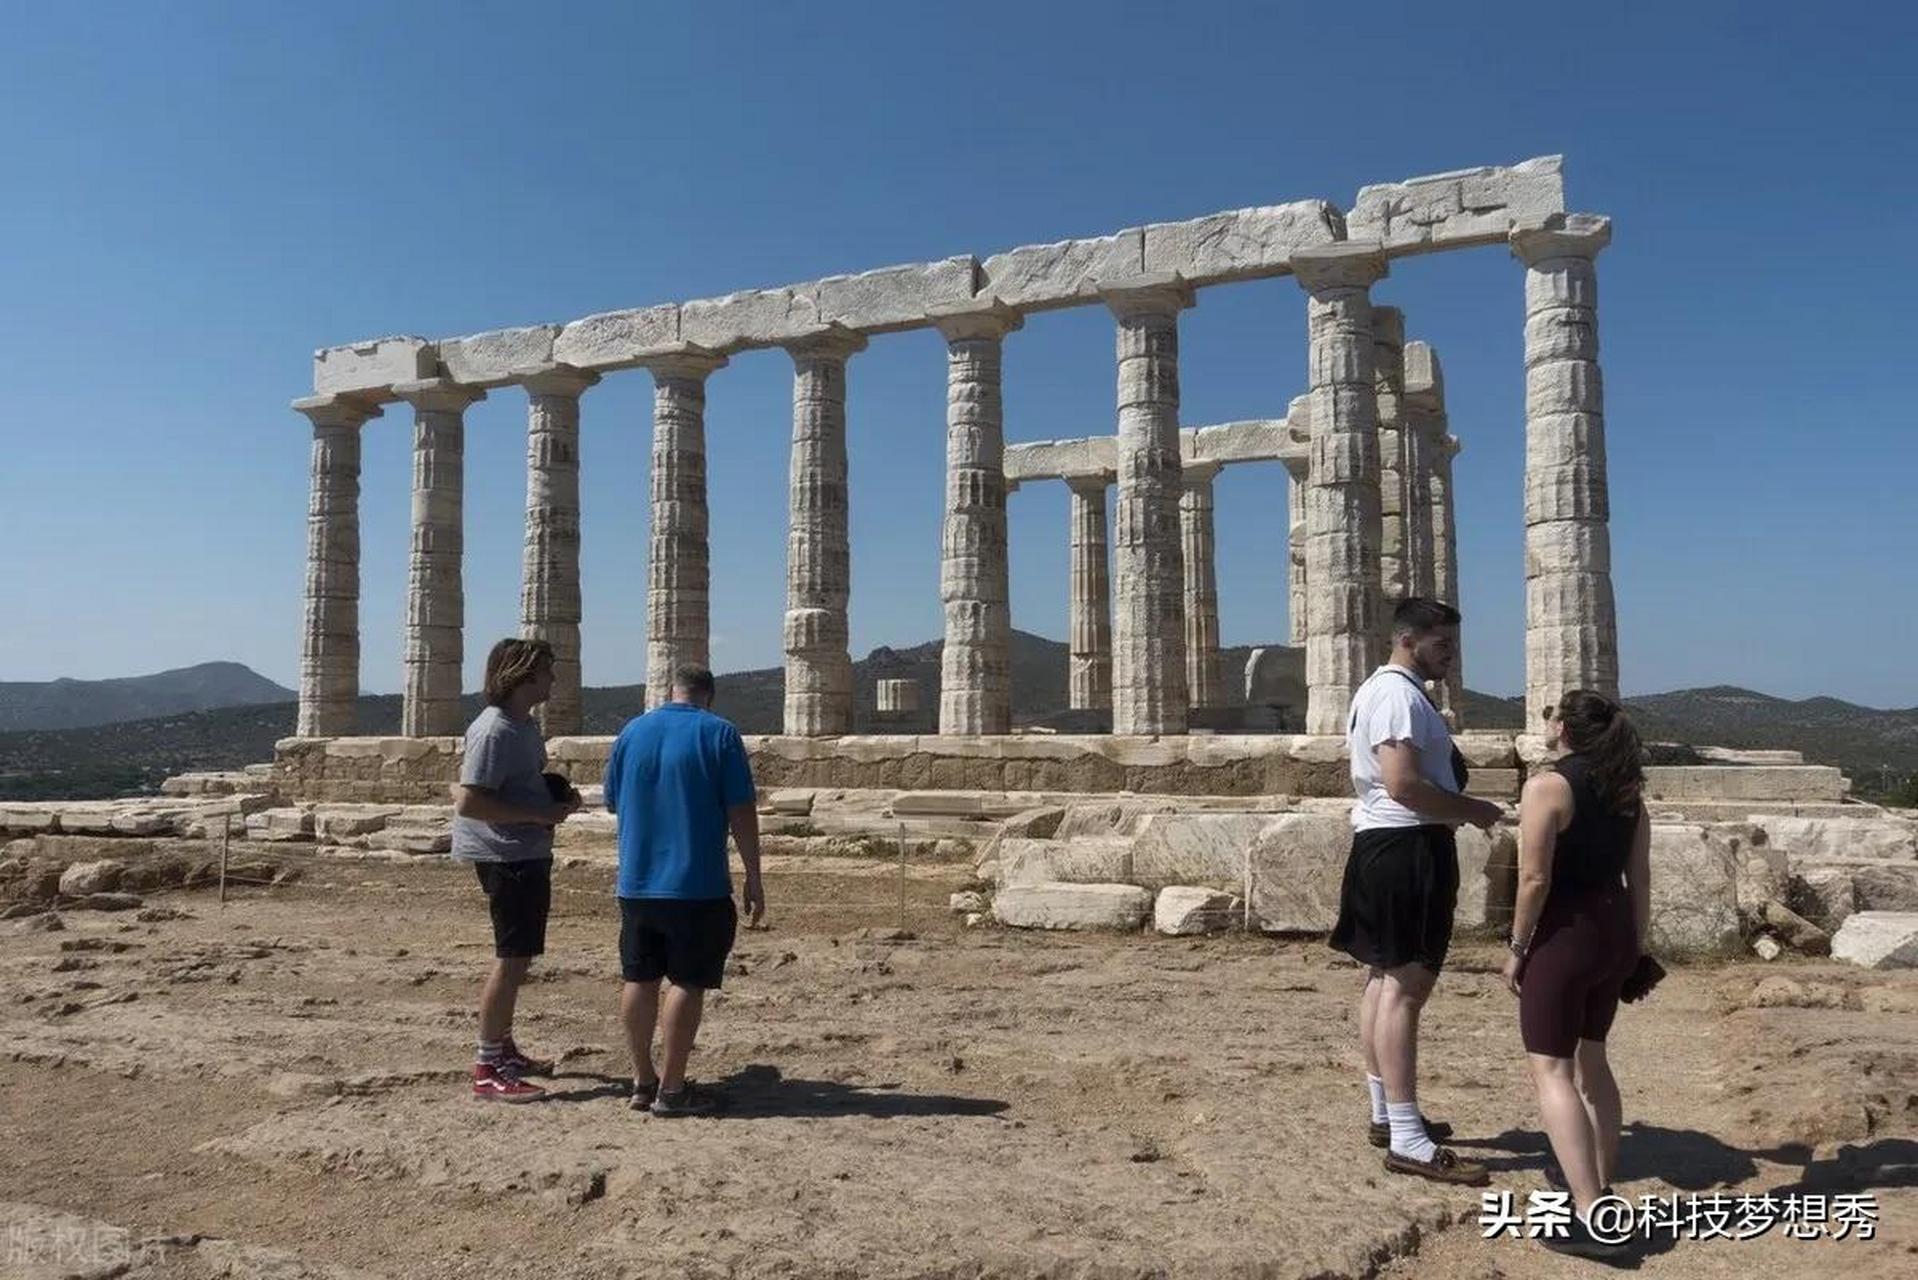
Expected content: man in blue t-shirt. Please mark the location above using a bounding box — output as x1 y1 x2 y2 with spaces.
603 663 764 1117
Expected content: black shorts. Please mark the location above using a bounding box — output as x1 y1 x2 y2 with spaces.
1328 825 1459 973
1519 886 1639 1057
619 897 737 990
473 859 552 958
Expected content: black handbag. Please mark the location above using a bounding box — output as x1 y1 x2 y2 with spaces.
1619 954 1666 1003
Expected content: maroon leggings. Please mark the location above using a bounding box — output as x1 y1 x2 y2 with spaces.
1518 886 1638 1058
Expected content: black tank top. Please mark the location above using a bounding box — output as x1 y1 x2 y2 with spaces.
1549 754 1637 895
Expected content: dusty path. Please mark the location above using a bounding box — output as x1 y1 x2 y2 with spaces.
2 855 1915 1278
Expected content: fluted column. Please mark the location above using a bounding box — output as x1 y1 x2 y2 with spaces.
292 393 381 737
517 364 597 735
1180 461 1223 709
1293 243 1388 735
639 348 727 711
1066 474 1113 711
1432 434 1464 722
932 303 1021 735
395 379 484 737
1103 277 1193 736
1404 338 1453 715
783 328 866 737
1513 214 1618 724
1372 305 1410 630
1282 454 1309 648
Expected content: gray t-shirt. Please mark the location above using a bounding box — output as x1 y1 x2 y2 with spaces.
451 706 553 863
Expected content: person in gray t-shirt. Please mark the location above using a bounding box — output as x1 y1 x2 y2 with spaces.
452 638 579 1102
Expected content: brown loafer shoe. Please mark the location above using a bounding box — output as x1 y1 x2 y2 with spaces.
1382 1146 1489 1186
1368 1117 1453 1148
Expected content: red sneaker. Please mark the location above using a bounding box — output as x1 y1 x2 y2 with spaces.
472 1063 546 1103
498 1038 555 1076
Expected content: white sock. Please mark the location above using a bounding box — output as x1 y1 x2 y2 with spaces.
1386 1100 1436 1161
1366 1074 1388 1124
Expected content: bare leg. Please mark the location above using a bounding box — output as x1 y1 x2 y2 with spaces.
1575 1039 1622 1188
1530 1052 1604 1213
1359 970 1384 1078
478 956 531 1044
657 983 707 1093
1371 963 1435 1106
621 980 661 1086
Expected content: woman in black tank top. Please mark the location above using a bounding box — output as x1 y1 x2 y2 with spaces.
1501 690 1652 1257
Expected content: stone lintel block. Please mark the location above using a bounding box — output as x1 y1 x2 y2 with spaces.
1403 340 1445 408
1291 241 1388 294
681 285 823 354
1142 199 1342 286
552 305 682 371
1185 419 1296 466
814 256 980 335
1004 437 1117 484
981 228 1145 313
291 392 384 428
437 325 559 388
313 336 436 398
1348 155 1567 256
991 881 1151 931
1511 212 1614 266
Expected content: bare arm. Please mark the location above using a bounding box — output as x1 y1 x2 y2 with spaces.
1626 804 1652 951
1511 772 1572 951
729 802 765 925
1378 742 1503 828
453 785 567 827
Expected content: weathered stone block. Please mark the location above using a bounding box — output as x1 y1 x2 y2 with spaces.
313 336 435 397
1246 812 1348 933
1346 156 1566 254
1456 825 1518 930
1749 815 1916 862
1154 886 1241 936
1142 200 1340 286
551 305 680 371
998 837 1133 887
992 881 1150 931
1646 824 1741 956
1830 912 1918 970
679 287 822 352
981 229 1143 311
438 325 559 387
1641 766 1847 803
814 256 977 333
58 860 125 896
1128 813 1271 890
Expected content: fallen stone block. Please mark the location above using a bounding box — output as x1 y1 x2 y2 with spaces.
766 789 817 816
1830 912 1918 970
999 806 1066 840
998 837 1132 887
949 890 989 914
246 808 316 842
0 805 59 836
1246 812 1347 932
1129 813 1272 890
58 859 125 896
72 891 143 912
992 882 1150 931
1646 825 1742 957
367 826 452 856
1761 899 1831 955
312 805 403 840
1853 862 1918 913
1790 863 1858 932
1749 815 1916 861
1154 886 1241 936
1456 824 1519 931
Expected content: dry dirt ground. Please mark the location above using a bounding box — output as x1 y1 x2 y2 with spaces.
3 848 1917 1279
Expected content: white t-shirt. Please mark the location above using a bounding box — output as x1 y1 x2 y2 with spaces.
1347 664 1460 831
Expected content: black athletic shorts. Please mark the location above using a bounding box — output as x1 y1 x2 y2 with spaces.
1328 825 1459 973
1519 886 1638 1057
473 859 552 958
619 897 737 990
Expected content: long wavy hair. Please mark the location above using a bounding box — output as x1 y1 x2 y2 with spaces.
1556 689 1644 814
482 637 554 707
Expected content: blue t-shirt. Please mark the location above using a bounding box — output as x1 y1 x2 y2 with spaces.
604 702 756 899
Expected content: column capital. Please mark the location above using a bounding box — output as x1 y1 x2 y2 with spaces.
1291 241 1387 294
1063 470 1115 495
785 324 868 363
1279 453 1309 481
393 378 486 413
1510 213 1612 265
1099 273 1195 321
291 392 382 429
928 297 1024 343
515 363 601 398
1181 461 1222 487
636 344 729 382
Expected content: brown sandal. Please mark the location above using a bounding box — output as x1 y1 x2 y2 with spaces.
1382 1146 1489 1186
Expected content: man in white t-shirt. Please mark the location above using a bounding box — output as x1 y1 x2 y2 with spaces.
1330 598 1503 1186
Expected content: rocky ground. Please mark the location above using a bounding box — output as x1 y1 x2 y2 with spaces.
3 847 1917 1279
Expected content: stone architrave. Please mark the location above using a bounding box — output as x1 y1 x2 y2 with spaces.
1512 214 1618 724
639 347 727 711
1102 276 1193 736
292 393 381 737
1371 306 1410 629
1066 474 1114 711
394 379 485 737
517 364 598 735
931 302 1022 735
1179 461 1223 709
1293 243 1388 734
783 327 867 736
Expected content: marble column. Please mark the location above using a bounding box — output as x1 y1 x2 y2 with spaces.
395 379 484 737
932 303 1021 735
292 393 381 737
639 348 727 711
1293 242 1388 735
1103 277 1193 736
1179 461 1223 709
517 364 597 735
1066 474 1113 712
1513 214 1618 724
783 327 866 737
1432 433 1464 722
1372 305 1410 629
1282 454 1309 648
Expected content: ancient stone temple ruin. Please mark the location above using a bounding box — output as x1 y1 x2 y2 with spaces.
289 155 1603 761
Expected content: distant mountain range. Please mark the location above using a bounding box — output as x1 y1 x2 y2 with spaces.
1 639 1912 802
0 662 295 732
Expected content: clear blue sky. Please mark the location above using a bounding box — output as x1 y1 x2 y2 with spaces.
2 1 1912 708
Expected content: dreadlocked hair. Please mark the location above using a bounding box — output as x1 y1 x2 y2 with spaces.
1555 688 1644 814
